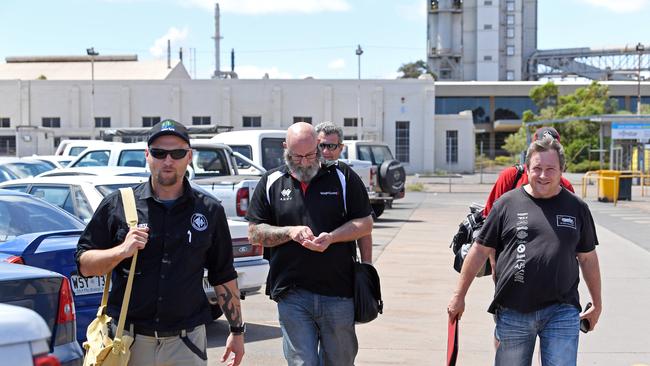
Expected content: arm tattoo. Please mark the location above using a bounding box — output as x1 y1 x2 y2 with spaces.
216 283 242 327
249 223 292 247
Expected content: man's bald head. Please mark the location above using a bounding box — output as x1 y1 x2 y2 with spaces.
286 122 317 149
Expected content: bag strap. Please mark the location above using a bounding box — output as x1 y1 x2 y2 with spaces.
511 164 525 191
114 187 139 341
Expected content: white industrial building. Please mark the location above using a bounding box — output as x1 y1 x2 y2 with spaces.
0 57 476 174
427 0 537 81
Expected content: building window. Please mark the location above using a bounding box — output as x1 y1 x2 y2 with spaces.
506 70 515 80
446 130 458 164
436 97 491 124
507 14 515 25
42 117 61 128
484 0 492 5
506 0 515 11
507 27 515 38
94 117 111 128
483 24 493 30
0 136 16 155
242 116 261 127
483 55 493 61
0 118 9 128
506 46 515 56
343 118 358 127
192 116 211 125
293 116 312 124
142 116 161 127
395 121 410 163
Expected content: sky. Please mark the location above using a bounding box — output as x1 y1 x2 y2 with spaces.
1 0 649 80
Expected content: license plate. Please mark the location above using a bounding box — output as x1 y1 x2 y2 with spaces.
70 274 110 296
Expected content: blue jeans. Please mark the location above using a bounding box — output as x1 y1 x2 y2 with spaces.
277 288 357 366
495 303 580 366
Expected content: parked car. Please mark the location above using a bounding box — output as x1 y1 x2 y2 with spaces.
0 175 149 223
65 139 264 219
341 140 406 216
0 262 84 365
54 139 114 157
31 155 74 169
0 157 55 183
0 303 62 366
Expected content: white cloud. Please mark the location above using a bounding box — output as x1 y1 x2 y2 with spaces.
396 0 426 21
577 0 649 13
327 58 346 70
149 26 190 58
235 65 293 79
184 0 351 14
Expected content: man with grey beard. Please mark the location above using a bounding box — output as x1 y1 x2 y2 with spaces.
247 122 373 366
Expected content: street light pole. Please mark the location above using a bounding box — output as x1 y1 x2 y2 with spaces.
636 42 644 115
356 44 363 140
86 47 99 139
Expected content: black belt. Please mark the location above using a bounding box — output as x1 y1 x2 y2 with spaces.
130 325 197 338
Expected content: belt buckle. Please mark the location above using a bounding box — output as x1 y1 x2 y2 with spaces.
154 330 160 339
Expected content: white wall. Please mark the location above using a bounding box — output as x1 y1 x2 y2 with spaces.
434 111 475 173
0 78 475 173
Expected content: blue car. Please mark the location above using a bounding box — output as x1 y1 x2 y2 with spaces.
0 189 100 345
0 262 84 365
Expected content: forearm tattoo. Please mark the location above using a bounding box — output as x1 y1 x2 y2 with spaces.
249 224 292 247
216 284 242 327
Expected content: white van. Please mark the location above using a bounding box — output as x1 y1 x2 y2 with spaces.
211 130 286 175
55 139 114 157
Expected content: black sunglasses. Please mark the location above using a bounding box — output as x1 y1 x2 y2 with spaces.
149 148 190 160
319 143 341 150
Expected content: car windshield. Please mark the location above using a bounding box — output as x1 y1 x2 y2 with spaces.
2 161 53 178
0 193 85 243
370 146 394 165
229 145 252 169
95 183 142 197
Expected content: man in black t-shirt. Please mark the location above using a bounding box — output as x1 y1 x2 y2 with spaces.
247 122 373 366
447 135 602 365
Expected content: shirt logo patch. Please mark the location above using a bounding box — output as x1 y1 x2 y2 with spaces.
320 191 339 196
516 230 528 239
280 188 292 201
191 213 208 231
556 215 576 229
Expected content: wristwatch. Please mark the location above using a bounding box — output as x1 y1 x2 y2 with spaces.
230 323 246 335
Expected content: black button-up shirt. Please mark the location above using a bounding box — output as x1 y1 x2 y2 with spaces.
246 163 371 300
76 178 237 331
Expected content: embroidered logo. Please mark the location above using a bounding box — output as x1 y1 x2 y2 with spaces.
557 215 577 229
280 188 292 201
320 191 339 196
191 213 208 231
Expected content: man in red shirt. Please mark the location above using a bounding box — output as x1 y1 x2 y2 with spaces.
483 127 574 217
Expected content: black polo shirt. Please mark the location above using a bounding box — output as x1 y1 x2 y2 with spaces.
75 178 237 331
246 163 372 300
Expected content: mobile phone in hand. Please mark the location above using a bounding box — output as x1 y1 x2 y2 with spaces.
580 302 592 333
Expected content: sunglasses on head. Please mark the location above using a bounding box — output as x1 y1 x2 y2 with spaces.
149 148 190 160
318 143 341 150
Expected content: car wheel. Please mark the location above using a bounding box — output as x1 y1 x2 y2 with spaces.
211 304 223 320
371 202 385 218
378 160 406 195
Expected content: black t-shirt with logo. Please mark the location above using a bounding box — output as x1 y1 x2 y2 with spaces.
246 163 371 300
477 187 598 314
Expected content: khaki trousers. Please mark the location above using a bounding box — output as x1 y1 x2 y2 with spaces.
111 323 208 366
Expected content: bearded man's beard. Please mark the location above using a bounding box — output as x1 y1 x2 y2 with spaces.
284 150 321 183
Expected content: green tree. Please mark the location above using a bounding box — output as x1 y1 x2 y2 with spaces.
513 81 619 171
397 60 436 79
502 125 528 158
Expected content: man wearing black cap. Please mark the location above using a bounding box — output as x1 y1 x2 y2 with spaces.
76 119 245 366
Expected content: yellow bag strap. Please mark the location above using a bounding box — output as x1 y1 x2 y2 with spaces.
114 187 139 340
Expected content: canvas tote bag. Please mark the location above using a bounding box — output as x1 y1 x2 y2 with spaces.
83 188 139 366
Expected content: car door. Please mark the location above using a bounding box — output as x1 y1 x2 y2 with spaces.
28 184 94 222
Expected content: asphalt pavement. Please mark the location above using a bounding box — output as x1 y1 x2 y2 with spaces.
207 174 650 365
